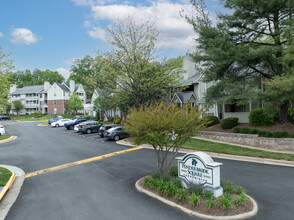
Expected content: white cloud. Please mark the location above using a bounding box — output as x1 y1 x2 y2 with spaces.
56 68 71 80
10 28 39 45
0 32 4 38
62 57 79 65
87 26 107 41
87 2 196 51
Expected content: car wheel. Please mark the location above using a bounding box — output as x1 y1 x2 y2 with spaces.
113 135 120 141
55 124 59 127
70 125 74 130
86 129 91 134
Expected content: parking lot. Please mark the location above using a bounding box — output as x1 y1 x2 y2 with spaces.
0 121 294 220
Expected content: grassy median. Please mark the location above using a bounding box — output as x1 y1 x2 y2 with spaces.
0 167 12 186
0 135 11 141
183 138 294 162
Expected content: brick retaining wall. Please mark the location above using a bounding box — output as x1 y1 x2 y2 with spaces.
196 131 294 152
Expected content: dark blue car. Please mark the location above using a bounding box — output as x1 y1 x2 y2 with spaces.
64 118 87 130
48 116 63 124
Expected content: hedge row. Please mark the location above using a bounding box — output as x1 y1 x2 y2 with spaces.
233 126 293 138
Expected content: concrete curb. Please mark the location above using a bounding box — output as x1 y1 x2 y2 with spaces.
0 136 17 144
117 140 294 167
0 167 15 201
135 177 258 220
37 124 48 127
0 165 25 220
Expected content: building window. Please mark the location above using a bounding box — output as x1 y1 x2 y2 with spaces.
54 93 56 97
54 100 57 105
40 94 42 98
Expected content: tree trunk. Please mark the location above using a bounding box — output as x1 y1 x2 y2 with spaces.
278 102 289 124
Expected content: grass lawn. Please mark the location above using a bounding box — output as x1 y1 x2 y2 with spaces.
183 138 294 162
0 167 12 186
0 135 11 141
12 115 51 121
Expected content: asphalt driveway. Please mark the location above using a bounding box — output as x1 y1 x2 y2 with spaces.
0 121 293 220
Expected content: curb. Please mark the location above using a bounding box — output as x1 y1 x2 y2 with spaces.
0 165 25 220
37 124 48 126
135 177 258 220
117 140 294 167
0 167 15 201
0 136 17 144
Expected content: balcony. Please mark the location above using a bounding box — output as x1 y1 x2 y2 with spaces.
25 104 40 108
25 96 39 100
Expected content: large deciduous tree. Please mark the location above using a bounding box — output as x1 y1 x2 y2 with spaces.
125 102 205 174
107 17 179 109
68 92 83 115
186 0 294 123
0 47 14 112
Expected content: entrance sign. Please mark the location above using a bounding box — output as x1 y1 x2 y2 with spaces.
176 152 223 197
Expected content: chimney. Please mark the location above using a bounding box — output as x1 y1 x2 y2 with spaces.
44 81 50 91
183 55 195 80
70 80 75 93
10 84 17 93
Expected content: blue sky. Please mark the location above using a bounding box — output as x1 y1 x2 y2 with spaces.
0 0 222 79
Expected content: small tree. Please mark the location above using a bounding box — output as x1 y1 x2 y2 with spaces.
5 102 12 115
13 100 24 116
94 92 114 120
68 92 83 115
125 102 205 174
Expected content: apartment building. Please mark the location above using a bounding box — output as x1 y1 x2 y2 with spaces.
9 80 86 115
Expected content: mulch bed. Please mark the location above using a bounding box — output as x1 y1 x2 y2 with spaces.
202 123 294 135
138 179 253 217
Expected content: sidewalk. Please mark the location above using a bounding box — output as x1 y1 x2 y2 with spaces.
117 139 294 167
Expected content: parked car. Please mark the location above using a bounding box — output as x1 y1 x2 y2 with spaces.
98 124 119 137
104 126 130 141
51 119 72 127
78 121 103 134
0 124 5 135
48 116 63 124
64 118 87 130
0 115 10 120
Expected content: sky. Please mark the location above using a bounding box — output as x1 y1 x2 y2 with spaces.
0 0 222 80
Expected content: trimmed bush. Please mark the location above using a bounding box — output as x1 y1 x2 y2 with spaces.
257 130 267 136
221 117 239 129
289 109 294 124
232 127 240 133
201 115 220 127
32 111 43 118
85 115 91 120
272 131 289 138
249 108 274 126
265 131 273 137
250 128 259 134
239 127 251 134
114 117 122 124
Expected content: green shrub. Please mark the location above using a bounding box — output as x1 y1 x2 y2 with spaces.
85 115 91 120
203 190 214 200
273 131 289 138
235 186 246 195
201 115 220 127
250 128 259 134
218 194 233 210
239 127 251 134
205 198 215 209
188 184 203 195
170 166 178 177
32 111 43 118
291 134 294 138
143 177 158 190
257 130 267 136
234 193 248 206
175 188 187 201
189 193 201 206
221 117 239 129
232 127 240 133
152 171 161 180
163 180 179 197
114 117 122 124
156 179 166 194
249 108 274 126
223 181 235 194
289 109 294 124
220 178 225 187
265 131 273 137
107 116 114 122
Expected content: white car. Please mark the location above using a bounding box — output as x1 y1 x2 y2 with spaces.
74 124 79 131
0 124 5 135
51 119 72 127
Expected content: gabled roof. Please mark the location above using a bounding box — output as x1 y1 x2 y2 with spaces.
10 85 44 95
57 83 70 92
172 91 197 104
